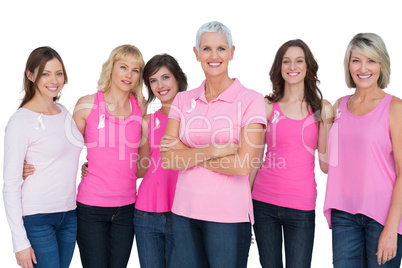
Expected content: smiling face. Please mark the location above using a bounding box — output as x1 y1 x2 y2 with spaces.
193 32 234 78
110 56 141 93
281 46 307 87
149 66 179 104
27 58 65 100
349 48 381 90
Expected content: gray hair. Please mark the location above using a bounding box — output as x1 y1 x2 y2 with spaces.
195 21 233 53
344 33 390 89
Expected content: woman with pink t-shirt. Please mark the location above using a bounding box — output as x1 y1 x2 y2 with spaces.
134 54 187 268
250 39 333 268
324 33 402 267
160 21 267 268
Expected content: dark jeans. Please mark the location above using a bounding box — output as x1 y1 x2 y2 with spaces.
23 210 77 268
172 213 251 268
134 209 176 267
252 199 315 268
76 202 135 268
331 209 402 268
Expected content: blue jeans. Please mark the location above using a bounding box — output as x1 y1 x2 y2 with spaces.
134 209 176 267
252 200 315 268
76 202 135 268
23 209 77 268
172 213 251 268
331 209 402 268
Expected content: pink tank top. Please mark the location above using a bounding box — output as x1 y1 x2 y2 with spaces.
135 110 179 212
252 101 319 210
77 91 142 207
323 94 401 234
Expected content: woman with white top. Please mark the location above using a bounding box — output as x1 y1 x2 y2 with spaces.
3 46 83 268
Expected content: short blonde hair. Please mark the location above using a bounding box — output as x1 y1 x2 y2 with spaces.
344 33 390 89
98 44 145 99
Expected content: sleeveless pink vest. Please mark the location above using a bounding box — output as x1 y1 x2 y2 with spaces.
77 91 142 207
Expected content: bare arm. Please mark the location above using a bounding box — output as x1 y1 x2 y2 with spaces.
200 123 265 176
138 96 148 116
72 94 95 136
317 99 334 174
135 115 150 178
248 98 271 189
377 96 402 265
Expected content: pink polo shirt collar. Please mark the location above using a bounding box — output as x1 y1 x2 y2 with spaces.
194 78 242 104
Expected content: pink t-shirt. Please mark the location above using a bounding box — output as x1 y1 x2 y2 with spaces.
135 110 179 212
77 91 142 207
323 94 402 234
252 102 318 210
168 79 267 224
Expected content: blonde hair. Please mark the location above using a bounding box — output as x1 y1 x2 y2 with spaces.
344 33 390 89
98 44 145 99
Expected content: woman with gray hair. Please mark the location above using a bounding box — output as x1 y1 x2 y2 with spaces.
324 33 402 267
160 21 267 267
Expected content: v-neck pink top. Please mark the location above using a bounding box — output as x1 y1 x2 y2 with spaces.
77 91 142 207
135 110 179 212
168 79 267 224
324 94 402 234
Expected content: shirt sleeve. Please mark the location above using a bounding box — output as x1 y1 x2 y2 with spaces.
3 113 32 252
241 92 267 128
167 93 182 122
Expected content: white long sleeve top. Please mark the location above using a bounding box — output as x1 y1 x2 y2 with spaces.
3 103 83 252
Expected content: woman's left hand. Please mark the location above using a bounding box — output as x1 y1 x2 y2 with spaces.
377 228 398 265
160 136 188 151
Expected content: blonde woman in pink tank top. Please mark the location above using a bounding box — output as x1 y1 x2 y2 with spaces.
324 33 402 267
250 39 334 268
72 45 147 268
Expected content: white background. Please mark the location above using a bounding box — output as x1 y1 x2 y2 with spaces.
0 0 401 267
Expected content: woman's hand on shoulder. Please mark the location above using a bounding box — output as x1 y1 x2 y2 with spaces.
15 247 36 268
73 94 95 135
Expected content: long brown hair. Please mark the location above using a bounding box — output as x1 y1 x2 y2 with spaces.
20 47 68 108
268 39 322 121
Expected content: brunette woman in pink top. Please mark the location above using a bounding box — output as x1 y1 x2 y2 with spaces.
249 39 333 268
134 54 187 267
72 45 146 268
324 33 402 267
160 21 267 268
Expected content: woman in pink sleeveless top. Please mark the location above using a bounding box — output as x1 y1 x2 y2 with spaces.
134 54 187 268
250 39 333 268
324 33 402 267
72 45 146 268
